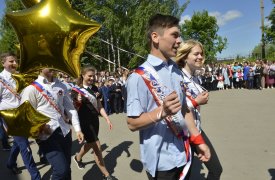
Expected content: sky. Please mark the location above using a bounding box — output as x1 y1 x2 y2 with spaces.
0 0 273 59
180 0 273 59
0 0 5 18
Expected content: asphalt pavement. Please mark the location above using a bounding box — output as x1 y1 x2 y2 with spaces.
0 88 274 180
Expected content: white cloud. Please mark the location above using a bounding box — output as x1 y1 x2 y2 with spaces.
179 15 191 25
209 10 242 26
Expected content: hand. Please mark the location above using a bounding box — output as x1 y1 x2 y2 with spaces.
195 91 209 105
76 131 84 144
195 143 211 162
95 92 100 97
106 118 113 130
161 91 182 119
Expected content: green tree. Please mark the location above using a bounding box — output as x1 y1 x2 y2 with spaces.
251 43 275 59
180 10 227 63
265 0 275 43
266 45 275 59
1 0 190 70
0 0 24 54
72 0 189 69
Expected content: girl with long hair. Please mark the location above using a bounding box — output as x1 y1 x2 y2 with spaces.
175 40 223 180
71 66 114 180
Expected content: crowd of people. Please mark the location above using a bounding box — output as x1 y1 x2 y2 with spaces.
1 12 274 180
59 67 129 116
0 53 116 180
196 60 275 91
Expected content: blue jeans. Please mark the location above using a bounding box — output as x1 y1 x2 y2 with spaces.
7 136 41 180
0 118 9 148
38 128 72 180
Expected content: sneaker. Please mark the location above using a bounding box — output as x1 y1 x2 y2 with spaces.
7 166 22 175
103 175 116 180
73 155 85 169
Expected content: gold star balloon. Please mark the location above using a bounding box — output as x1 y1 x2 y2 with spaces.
12 72 39 93
6 0 101 78
0 101 50 139
21 0 41 8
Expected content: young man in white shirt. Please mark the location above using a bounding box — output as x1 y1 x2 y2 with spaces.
0 52 41 179
20 68 84 179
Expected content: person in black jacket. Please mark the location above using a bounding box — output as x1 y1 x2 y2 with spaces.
71 66 115 180
254 61 263 90
110 77 123 114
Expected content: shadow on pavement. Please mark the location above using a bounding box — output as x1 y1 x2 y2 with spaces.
0 149 20 180
130 159 143 173
83 141 133 180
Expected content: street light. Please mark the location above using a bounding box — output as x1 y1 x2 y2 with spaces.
260 0 265 59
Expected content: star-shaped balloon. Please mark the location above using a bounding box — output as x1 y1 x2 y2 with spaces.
21 0 41 8
12 72 39 93
0 101 50 139
6 0 101 78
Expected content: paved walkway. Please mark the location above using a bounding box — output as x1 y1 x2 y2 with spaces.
0 88 274 180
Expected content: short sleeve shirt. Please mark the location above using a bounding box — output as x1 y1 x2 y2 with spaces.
126 54 187 177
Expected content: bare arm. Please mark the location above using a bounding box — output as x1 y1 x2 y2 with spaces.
97 99 113 130
195 91 209 106
127 106 162 131
182 105 211 162
127 91 181 131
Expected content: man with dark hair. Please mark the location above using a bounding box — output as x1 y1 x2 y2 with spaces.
0 52 41 179
126 14 210 180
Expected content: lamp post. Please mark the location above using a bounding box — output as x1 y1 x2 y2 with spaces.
260 0 265 59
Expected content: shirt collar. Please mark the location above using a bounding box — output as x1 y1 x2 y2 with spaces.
147 54 173 68
1 69 12 79
83 84 91 89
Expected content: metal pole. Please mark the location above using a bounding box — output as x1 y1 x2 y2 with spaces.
260 0 265 59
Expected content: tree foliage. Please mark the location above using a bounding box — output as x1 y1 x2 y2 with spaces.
251 43 275 59
180 10 227 63
71 0 189 70
265 0 275 44
0 0 198 70
0 0 23 54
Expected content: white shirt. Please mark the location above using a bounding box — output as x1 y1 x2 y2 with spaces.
181 68 204 132
20 75 81 140
0 69 20 110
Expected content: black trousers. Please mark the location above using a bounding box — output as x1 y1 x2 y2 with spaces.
189 130 223 180
146 166 184 180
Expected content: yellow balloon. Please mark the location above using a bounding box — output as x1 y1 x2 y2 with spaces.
0 101 50 139
12 72 39 93
6 0 101 78
21 0 41 8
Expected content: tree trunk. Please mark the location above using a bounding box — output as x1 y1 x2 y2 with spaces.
110 34 116 72
117 38 121 68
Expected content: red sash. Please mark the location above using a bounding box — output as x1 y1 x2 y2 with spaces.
0 76 21 100
32 81 69 123
71 86 99 112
